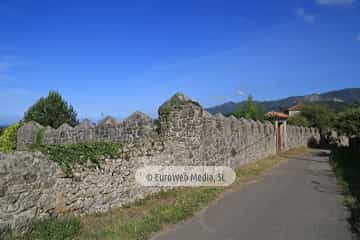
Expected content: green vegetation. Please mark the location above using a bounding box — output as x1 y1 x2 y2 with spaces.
287 114 310 127
24 91 78 128
30 142 123 176
285 103 360 136
330 147 360 235
4 217 80 240
9 147 307 240
234 95 265 121
0 122 22 153
206 88 360 115
285 103 340 129
333 106 360 136
300 103 335 129
26 218 80 240
0 126 5 135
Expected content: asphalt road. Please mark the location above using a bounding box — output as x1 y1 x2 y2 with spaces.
153 149 353 240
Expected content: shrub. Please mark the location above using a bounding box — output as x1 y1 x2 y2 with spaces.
24 91 78 128
301 103 335 129
288 114 309 127
333 107 360 136
0 123 22 153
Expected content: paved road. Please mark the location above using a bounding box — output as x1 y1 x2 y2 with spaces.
153 149 353 240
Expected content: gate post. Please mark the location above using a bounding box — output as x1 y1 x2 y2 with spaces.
275 120 281 153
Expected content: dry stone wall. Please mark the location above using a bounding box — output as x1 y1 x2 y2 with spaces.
2 93 320 235
286 125 320 149
16 112 156 150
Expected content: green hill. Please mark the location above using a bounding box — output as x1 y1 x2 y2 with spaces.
206 88 360 114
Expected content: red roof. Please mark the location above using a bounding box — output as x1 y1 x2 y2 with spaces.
266 111 289 119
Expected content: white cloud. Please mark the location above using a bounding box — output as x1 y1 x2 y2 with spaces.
296 8 316 23
236 90 245 96
316 0 356 5
357 34 360 41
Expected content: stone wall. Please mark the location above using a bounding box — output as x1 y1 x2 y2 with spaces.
286 125 320 149
1 93 320 235
16 112 156 150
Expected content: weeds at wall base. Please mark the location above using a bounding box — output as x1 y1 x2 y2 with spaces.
330 147 360 236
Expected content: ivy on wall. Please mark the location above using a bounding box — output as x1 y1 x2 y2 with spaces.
0 123 22 153
30 142 123 176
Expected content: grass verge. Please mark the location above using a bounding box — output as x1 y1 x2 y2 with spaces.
9 147 308 240
330 147 360 235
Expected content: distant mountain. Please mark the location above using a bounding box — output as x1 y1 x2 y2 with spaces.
205 101 238 115
206 88 360 114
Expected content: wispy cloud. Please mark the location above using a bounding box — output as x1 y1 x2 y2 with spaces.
207 89 247 104
296 8 316 23
236 90 245 96
357 34 360 41
316 0 356 5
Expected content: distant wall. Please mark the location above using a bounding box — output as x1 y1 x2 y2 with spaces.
2 93 320 235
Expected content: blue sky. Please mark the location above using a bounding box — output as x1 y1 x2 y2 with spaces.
0 0 359 125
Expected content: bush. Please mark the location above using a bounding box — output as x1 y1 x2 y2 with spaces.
333 107 360 136
288 114 309 127
0 123 22 153
301 103 335 129
24 91 78 128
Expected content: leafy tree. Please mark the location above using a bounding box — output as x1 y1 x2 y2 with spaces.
333 107 360 136
288 114 310 127
24 91 78 128
300 104 335 129
234 95 265 121
0 123 22 152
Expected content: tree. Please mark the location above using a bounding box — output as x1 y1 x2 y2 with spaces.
24 91 78 128
333 107 360 136
300 104 335 129
288 114 310 127
234 95 265 121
